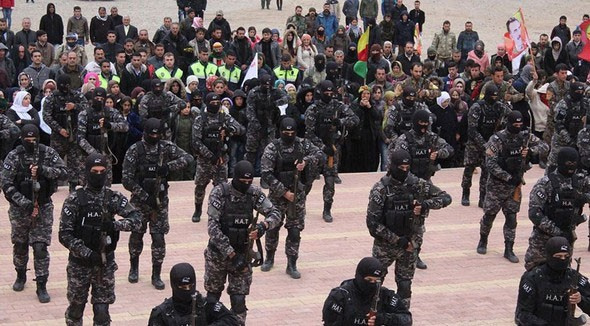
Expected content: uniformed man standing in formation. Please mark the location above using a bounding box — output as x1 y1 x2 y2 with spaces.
59 153 141 325
461 85 512 207
391 109 454 270
123 118 193 289
139 79 186 140
524 147 590 271
515 236 590 326
366 149 451 308
322 257 413 326
192 93 244 223
77 87 129 186
204 160 281 325
384 86 430 144
43 74 89 192
259 117 323 278
477 111 548 263
305 80 359 222
1 124 67 303
148 262 240 326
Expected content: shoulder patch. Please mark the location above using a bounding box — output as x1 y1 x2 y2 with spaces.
3 162 12 170
370 192 384 206
211 199 222 211
535 191 546 200
120 197 128 208
257 193 265 205
521 281 533 294
63 206 72 216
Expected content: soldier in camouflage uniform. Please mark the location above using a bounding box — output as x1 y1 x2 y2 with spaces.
43 74 89 192
476 111 548 264
524 147 590 271
0 113 20 166
244 75 288 171
367 149 451 308
390 110 454 270
546 82 588 171
543 64 571 145
383 86 431 144
77 87 129 186
59 153 141 326
305 80 359 222
123 118 193 290
259 117 323 279
461 85 512 208
1 125 67 303
204 160 281 325
192 93 245 223
479 66 523 104
139 79 187 140
400 62 440 103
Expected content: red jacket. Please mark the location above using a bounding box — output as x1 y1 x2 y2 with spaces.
0 0 15 8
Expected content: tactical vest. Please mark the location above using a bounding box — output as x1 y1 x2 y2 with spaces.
477 102 500 141
381 177 414 236
405 131 431 179
152 297 207 326
273 139 302 190
543 174 580 230
315 104 338 142
14 146 54 204
85 108 106 153
136 142 168 199
146 94 167 121
530 267 571 325
200 111 224 152
219 183 254 253
498 132 524 175
50 91 79 130
564 99 587 137
333 281 380 325
72 189 119 253
393 102 414 134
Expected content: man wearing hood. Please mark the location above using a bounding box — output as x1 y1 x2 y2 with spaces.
322 257 412 325
0 42 15 84
89 7 114 47
2 124 67 303
544 36 570 75
39 3 63 46
366 149 451 308
304 53 327 87
139 79 186 140
394 10 414 50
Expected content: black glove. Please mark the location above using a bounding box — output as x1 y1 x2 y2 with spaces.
89 251 103 266
332 118 341 127
158 164 169 177
323 145 335 157
255 223 267 238
102 120 111 130
508 176 522 186
101 219 115 234
397 236 410 250
231 254 247 271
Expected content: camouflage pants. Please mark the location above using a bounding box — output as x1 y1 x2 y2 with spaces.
128 199 170 265
79 153 113 187
65 259 117 326
308 148 338 203
50 136 83 185
462 143 488 199
194 156 228 206
480 177 521 242
10 203 53 277
244 127 273 175
372 240 417 308
265 188 306 257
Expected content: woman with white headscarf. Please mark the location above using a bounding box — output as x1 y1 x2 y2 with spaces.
430 91 459 167
6 91 40 130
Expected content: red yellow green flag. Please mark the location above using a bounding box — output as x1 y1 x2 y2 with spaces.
353 26 370 78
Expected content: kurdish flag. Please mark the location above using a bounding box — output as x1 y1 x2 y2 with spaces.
353 26 370 79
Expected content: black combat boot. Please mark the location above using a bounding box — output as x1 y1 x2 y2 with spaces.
415 248 427 270
476 234 488 254
151 264 165 290
12 268 26 291
192 202 202 223
260 250 275 272
35 275 50 303
286 256 301 279
461 188 470 206
503 241 519 263
322 202 333 223
128 256 139 283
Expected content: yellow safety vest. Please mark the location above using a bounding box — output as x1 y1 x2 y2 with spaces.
189 61 218 80
217 65 242 85
99 74 120 89
273 66 299 83
155 67 184 81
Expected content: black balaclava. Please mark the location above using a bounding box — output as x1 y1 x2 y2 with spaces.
412 110 430 135
506 110 523 134
557 147 579 177
326 61 339 82
280 117 297 145
388 149 411 182
232 160 254 193
151 79 163 96
143 118 162 146
259 75 272 94
545 236 571 274
402 86 416 107
314 54 326 72
570 82 585 102
484 85 499 105
21 123 39 153
57 74 71 94
170 262 196 312
206 92 221 114
319 80 335 104
353 257 385 297
85 153 108 190
92 87 107 110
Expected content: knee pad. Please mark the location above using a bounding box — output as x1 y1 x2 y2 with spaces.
230 294 247 314
67 303 85 320
207 292 222 303
151 233 166 248
93 304 110 324
32 242 48 260
396 279 412 299
505 214 517 229
13 242 28 256
286 228 301 243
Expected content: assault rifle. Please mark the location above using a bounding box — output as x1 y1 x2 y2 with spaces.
97 191 110 282
151 150 165 223
30 143 40 227
246 212 263 268
100 111 108 155
512 131 532 202
288 156 303 220
66 113 75 142
567 258 587 326
191 292 206 326
367 279 382 321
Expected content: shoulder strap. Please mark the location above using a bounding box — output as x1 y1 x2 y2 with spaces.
136 141 146 158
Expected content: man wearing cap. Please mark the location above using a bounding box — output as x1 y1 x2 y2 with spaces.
383 86 430 144
366 149 451 308
77 87 128 186
204 160 281 325
524 147 590 271
2 124 67 303
322 257 412 325
139 79 186 140
259 117 323 278
273 53 302 88
123 118 193 289
516 236 590 325
191 93 244 223
148 262 239 325
189 47 218 95
43 74 89 192
207 10 231 42
59 153 141 325
476 111 548 264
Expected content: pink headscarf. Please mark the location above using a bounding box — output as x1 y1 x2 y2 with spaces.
84 72 100 87
192 17 204 30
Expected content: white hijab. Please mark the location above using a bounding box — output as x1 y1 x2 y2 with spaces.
436 91 451 108
10 91 32 120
